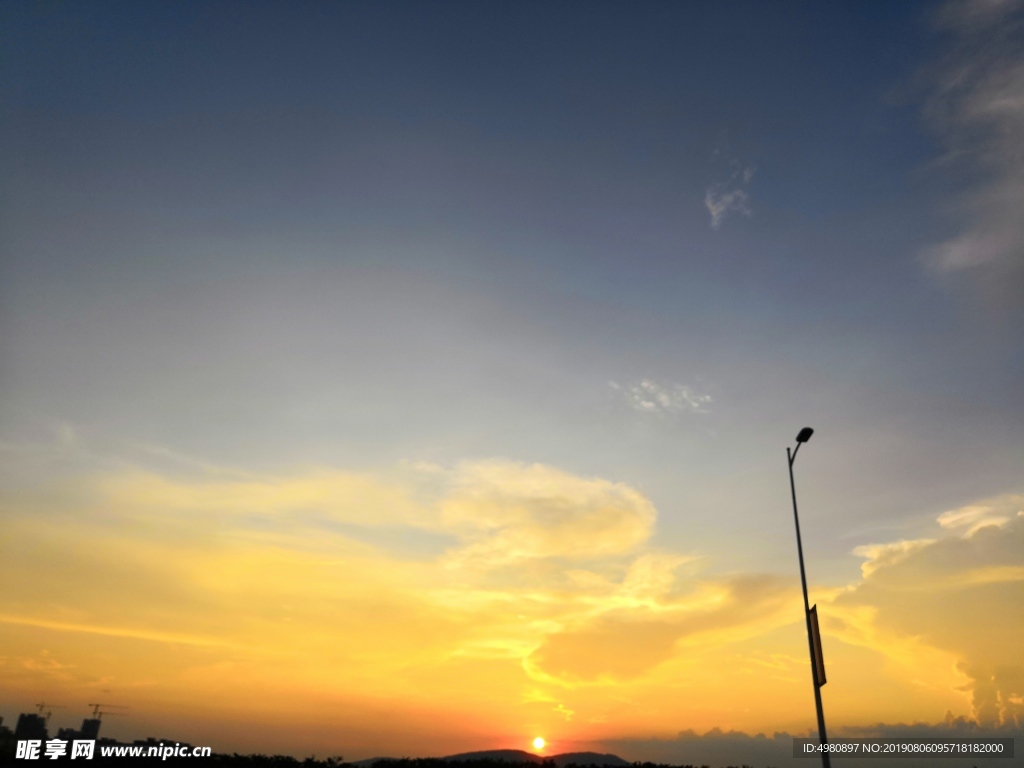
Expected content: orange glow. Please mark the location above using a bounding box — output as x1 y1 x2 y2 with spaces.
1 462 1018 757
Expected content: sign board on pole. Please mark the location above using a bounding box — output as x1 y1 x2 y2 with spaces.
809 604 827 687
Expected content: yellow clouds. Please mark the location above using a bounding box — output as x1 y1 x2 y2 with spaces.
529 617 681 683
851 539 936 579
835 494 1024 728
90 460 657 569
0 455 812 748
526 574 794 685
9 450 1020 751
937 494 1024 535
94 468 425 527
0 461 661 692
440 461 656 567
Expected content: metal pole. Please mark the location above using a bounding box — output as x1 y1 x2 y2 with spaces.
788 446 831 768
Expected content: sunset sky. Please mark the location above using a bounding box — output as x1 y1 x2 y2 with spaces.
1 1 1022 764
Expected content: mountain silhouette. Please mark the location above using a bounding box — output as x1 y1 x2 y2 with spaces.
443 751 543 763
543 752 630 766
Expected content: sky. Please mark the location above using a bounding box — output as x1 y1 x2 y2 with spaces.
1 0 1022 765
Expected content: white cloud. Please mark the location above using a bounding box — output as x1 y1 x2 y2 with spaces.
705 166 755 229
611 379 712 415
439 460 657 567
936 494 1023 534
921 0 1024 293
852 538 937 578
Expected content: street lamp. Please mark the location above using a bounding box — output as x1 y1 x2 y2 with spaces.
787 427 830 768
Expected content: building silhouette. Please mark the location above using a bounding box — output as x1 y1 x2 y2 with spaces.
4 705 196 759
56 717 102 742
13 713 48 742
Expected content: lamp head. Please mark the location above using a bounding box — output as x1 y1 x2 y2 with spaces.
796 427 814 443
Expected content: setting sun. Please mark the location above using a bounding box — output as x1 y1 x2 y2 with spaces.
532 737 545 751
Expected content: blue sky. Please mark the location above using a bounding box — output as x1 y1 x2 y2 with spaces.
1 0 1022 762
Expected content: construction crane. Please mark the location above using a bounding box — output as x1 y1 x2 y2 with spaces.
35 703 65 722
87 703 129 720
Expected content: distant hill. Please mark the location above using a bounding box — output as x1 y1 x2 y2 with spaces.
352 750 631 767
443 751 542 763
547 752 630 766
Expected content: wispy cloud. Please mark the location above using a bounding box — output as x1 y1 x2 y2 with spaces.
921 0 1024 299
705 165 755 229
439 461 656 567
936 494 1023 534
610 379 712 415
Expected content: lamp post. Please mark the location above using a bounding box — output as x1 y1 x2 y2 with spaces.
787 427 830 768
